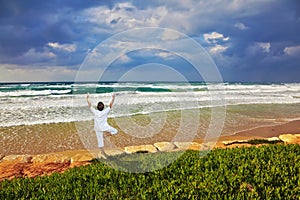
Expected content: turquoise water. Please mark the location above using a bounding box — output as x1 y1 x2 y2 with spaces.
0 82 300 127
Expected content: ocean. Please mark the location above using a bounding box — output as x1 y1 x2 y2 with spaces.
1 82 300 155
1 82 300 127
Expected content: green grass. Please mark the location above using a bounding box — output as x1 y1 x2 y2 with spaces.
1 144 300 199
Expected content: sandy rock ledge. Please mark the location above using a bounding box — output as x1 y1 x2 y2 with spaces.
154 142 175 151
279 134 300 144
124 144 158 153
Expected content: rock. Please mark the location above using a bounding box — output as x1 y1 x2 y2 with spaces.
71 153 93 163
3 155 26 162
154 142 175 152
124 145 158 154
104 148 124 156
174 142 202 150
21 155 33 163
222 140 248 146
267 137 281 141
279 134 300 144
53 156 71 164
1 154 32 163
32 154 71 163
31 154 49 163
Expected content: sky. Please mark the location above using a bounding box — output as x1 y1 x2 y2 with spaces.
0 0 300 83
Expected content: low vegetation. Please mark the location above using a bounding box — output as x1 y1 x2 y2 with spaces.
1 144 299 199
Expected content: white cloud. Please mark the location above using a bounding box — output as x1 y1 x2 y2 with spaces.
284 45 300 56
246 42 271 55
257 42 271 53
48 42 77 52
234 22 249 30
0 64 76 82
209 45 229 54
203 32 230 44
79 0 274 36
158 0 272 34
16 48 56 64
117 63 187 82
83 3 168 32
161 29 182 41
25 48 56 59
116 54 132 63
155 51 175 59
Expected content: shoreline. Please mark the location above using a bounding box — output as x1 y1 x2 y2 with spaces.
219 119 300 141
2 103 300 155
1 119 300 181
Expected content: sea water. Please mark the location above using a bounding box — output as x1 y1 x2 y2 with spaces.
1 82 300 127
1 82 300 155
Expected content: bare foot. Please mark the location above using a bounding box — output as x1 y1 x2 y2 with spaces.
104 132 112 137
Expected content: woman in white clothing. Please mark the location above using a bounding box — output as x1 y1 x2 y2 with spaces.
86 93 118 158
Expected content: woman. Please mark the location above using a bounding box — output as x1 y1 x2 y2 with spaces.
87 93 118 158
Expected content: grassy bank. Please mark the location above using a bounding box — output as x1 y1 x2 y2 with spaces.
1 144 299 199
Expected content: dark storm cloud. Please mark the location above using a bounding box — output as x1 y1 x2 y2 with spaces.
0 0 299 82
0 0 113 66
206 1 300 82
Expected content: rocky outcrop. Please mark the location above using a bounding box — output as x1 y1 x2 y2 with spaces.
154 142 175 151
70 153 93 163
104 148 125 156
124 144 158 154
2 154 33 163
31 154 70 164
267 137 281 141
222 140 248 146
279 134 300 144
1 133 300 181
222 137 283 146
174 142 202 150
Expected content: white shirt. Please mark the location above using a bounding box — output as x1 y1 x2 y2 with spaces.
90 107 111 131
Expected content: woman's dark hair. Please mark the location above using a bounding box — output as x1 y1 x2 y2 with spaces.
97 102 104 111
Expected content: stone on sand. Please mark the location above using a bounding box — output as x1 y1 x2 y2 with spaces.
31 154 50 163
32 154 70 164
124 144 158 154
267 137 281 141
71 153 93 163
53 156 71 163
279 134 300 144
3 154 32 163
174 142 202 150
154 142 175 151
222 140 248 146
104 148 124 156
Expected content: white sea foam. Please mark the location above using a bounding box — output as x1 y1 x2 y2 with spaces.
0 82 300 127
0 89 72 97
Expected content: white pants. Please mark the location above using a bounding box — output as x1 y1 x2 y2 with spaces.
95 126 118 148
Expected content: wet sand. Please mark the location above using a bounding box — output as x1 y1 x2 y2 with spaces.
214 119 300 147
1 104 300 156
1 118 299 156
0 118 254 156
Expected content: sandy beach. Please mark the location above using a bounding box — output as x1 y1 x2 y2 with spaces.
1 118 299 181
216 119 300 142
2 103 300 156
1 97 300 181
